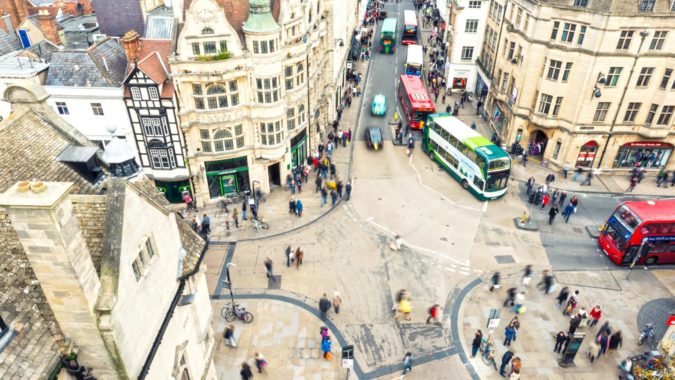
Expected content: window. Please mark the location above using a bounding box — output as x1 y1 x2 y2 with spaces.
469 1 481 8
465 19 478 33
132 259 141 280
496 4 503 21
500 72 509 92
650 31 667 50
91 103 104 116
636 67 654 87
623 102 641 122
56 101 69 115
285 63 305 90
657 105 674 125
201 125 244 152
144 238 155 258
606 67 622 87
253 39 276 54
285 65 294 90
148 87 159 100
461 46 474 60
298 104 306 125
507 41 515 59
141 117 169 136
578 26 587 45
538 93 553 115
220 40 228 53
131 87 141 100
551 21 559 40
203 41 217 54
193 82 239 110
191 42 200 55
256 77 280 103
638 0 655 11
515 8 522 25
594 102 611 122
561 23 576 42
552 97 563 116
259 121 283 145
646 104 658 123
617 30 634 50
149 147 174 169
573 0 588 6
546 60 562 80
287 108 296 130
562 62 573 82
660 69 672 89
202 27 214 35
524 14 530 31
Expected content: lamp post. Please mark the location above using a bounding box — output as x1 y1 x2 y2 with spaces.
224 262 237 306
596 30 649 168
626 238 648 280
591 72 606 99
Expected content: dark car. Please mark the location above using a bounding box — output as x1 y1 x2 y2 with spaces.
366 126 383 150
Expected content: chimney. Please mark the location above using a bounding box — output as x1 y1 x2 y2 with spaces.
79 0 93 15
0 181 118 378
120 30 141 64
2 0 28 30
37 7 61 45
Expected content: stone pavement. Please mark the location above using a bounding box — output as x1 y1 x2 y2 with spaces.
458 267 674 379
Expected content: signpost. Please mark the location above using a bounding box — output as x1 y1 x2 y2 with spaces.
487 308 501 329
559 332 585 367
626 238 648 280
341 345 354 379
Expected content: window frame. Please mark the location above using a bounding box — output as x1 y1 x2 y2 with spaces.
546 59 562 81
551 21 560 40
91 102 104 116
617 30 634 50
623 102 642 122
200 125 245 152
255 77 281 104
636 67 654 87
461 46 474 60
193 82 239 110
552 96 563 116
638 0 656 12
562 62 573 82
465 19 479 33
606 67 622 87
538 93 553 115
259 121 283 146
660 68 672 90
646 104 658 124
593 102 611 122
56 101 69 115
650 31 667 50
657 105 674 125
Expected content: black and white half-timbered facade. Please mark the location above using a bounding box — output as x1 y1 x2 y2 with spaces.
124 45 191 203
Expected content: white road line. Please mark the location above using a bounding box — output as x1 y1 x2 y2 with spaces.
460 271 470 276
483 201 488 212
444 267 456 272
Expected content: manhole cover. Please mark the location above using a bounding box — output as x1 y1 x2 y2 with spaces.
268 275 281 289
494 255 516 264
573 227 583 233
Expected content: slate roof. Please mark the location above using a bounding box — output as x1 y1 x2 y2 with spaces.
0 27 20 56
0 108 101 194
45 38 128 87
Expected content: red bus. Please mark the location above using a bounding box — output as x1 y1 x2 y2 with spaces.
398 75 435 129
598 200 675 265
402 10 418 45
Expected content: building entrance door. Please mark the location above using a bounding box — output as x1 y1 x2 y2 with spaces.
268 163 281 187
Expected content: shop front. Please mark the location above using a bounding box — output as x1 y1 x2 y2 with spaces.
155 179 192 203
205 156 251 198
474 73 489 103
613 141 673 169
290 128 308 169
575 141 598 168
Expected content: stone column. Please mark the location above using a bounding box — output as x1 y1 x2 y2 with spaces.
0 181 119 379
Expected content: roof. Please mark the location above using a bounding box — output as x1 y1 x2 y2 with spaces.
46 38 128 87
0 50 50 78
137 51 168 84
430 113 509 159
243 0 280 33
622 200 675 221
145 5 175 40
0 27 19 56
0 108 101 194
101 138 136 164
24 39 62 61
125 38 174 98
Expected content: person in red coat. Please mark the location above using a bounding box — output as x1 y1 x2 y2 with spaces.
588 305 602 327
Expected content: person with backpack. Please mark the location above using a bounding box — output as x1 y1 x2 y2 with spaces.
240 362 254 380
471 330 483 357
321 336 332 359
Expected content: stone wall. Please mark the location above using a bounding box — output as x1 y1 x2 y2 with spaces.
0 210 63 379
71 195 107 276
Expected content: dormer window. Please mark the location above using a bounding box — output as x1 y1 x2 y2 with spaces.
253 39 277 54
202 27 214 35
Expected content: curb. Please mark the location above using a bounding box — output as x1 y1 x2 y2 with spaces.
509 174 674 198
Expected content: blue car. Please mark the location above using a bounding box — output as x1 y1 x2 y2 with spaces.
371 94 387 116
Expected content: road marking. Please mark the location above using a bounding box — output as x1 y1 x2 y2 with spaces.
444 267 456 272
460 271 470 276
482 201 488 212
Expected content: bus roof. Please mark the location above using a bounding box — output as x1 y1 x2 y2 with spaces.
621 200 675 221
382 18 397 33
404 10 417 26
406 45 423 65
399 75 434 109
429 113 509 159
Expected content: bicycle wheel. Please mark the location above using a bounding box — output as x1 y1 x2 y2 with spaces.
242 312 254 323
481 352 492 365
224 309 236 322
220 307 228 319
261 222 270 230
638 334 645 346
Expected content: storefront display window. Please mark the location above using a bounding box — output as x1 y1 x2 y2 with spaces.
205 157 250 198
613 142 673 168
576 141 598 168
156 180 192 203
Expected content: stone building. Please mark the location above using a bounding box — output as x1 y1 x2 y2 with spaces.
0 82 215 379
484 0 675 170
170 0 338 204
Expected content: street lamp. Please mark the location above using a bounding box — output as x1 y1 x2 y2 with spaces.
591 72 606 99
224 262 237 306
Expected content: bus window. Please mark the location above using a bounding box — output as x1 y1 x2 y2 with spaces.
486 171 509 191
476 155 487 172
614 206 642 230
473 175 485 190
604 221 629 250
488 158 510 171
413 111 427 122
448 134 459 148
646 241 675 255
440 128 449 141
466 149 477 163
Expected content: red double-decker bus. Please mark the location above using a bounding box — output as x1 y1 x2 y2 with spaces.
598 200 675 265
398 75 435 129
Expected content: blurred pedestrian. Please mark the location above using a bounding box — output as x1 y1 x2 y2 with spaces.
563 290 580 316
526 176 535 195
264 257 274 280
232 208 239 228
504 323 517 346
426 304 441 324
240 362 253 380
588 340 600 363
588 305 602 327
562 202 575 223
514 292 526 314
499 350 513 377
402 352 413 374
254 352 268 373
554 331 567 353
556 286 570 308
295 199 303 216
321 336 332 359
332 291 342 314
558 190 567 206
471 330 483 357
627 176 638 192
504 287 517 307
548 205 559 224
289 196 296 214
223 324 236 348
568 314 582 335
489 271 501 291
319 293 331 320
609 330 623 351
295 247 304 269
345 181 352 200
522 265 533 285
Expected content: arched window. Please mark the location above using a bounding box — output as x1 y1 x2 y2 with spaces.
192 82 239 110
199 125 244 153
213 129 233 152
295 63 304 86
202 27 214 35
206 85 228 109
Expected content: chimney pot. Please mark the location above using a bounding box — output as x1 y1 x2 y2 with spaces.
121 30 141 63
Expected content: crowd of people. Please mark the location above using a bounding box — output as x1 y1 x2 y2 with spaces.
525 175 580 224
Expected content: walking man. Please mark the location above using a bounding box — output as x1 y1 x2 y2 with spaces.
332 291 342 314
548 205 559 225
489 271 501 291
562 202 575 223
295 247 304 269
503 323 517 346
319 293 331 320
402 352 413 374
471 330 483 357
263 257 274 280
223 324 236 348
345 181 352 200
526 177 535 195
201 214 211 236
500 350 514 377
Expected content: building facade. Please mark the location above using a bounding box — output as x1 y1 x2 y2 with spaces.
485 0 675 170
171 0 336 204
445 0 490 94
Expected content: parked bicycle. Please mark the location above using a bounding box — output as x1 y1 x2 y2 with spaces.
638 323 655 347
251 217 269 233
481 339 497 371
216 192 245 209
221 303 254 323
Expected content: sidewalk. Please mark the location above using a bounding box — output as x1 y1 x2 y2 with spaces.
458 268 673 379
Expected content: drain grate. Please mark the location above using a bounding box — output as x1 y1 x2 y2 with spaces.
495 255 516 264
573 227 583 234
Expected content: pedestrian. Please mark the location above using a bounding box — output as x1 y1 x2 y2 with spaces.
551 189 559 205
232 208 240 228
471 330 483 357
503 324 517 346
509 369 521 380
671 170 675 187
556 286 570 308
562 202 575 223
315 175 322 192
522 265 533 285
201 214 211 236
240 362 254 380
588 305 602 327
597 329 610 357
345 181 352 200
558 190 567 206
330 189 338 206
563 290 580 316
588 340 600 363
546 173 555 185
526 176 535 195
242 198 248 221
321 336 332 359
289 196 296 214
568 314 582 335
609 330 623 351
320 186 328 207
627 176 638 192
514 292 526 314
489 271 501 291
285 245 293 267
426 304 441 324
537 269 555 294
554 331 567 353
581 170 593 186
332 291 342 314
503 287 517 307
562 163 570 179
263 257 274 280
657 167 668 188
402 352 413 374
336 179 344 198
395 295 413 321
191 215 199 232
548 205 559 224
522 152 528 167
596 321 611 340
254 352 268 373
295 199 303 216
499 350 514 377
295 247 304 269
223 324 236 348
541 192 550 209
319 293 331 320
572 166 583 182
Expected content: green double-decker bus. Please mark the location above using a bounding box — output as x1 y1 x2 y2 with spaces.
380 18 397 54
422 113 511 200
